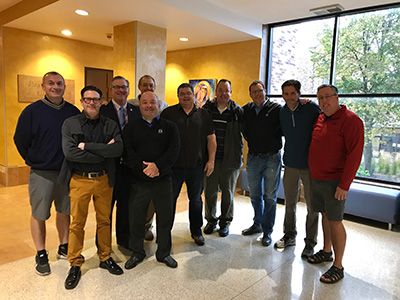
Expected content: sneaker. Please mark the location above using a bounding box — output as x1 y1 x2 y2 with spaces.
35 250 51 276
301 245 314 258
57 243 68 260
274 235 296 249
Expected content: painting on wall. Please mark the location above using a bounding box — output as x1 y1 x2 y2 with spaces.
189 79 217 107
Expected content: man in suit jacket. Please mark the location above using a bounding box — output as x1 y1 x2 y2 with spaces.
100 76 141 250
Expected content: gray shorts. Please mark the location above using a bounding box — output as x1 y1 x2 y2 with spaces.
29 169 70 221
311 178 345 221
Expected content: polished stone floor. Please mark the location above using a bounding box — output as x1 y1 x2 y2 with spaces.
0 186 399 300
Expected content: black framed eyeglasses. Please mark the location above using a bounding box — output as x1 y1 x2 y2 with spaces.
82 97 101 104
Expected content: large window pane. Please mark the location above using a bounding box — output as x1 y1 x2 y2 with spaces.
269 19 334 95
341 97 400 183
335 8 400 94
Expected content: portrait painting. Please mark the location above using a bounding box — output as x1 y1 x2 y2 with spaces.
189 79 217 107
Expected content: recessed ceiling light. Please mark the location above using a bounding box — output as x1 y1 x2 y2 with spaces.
75 9 89 16
61 30 72 36
179 37 189 42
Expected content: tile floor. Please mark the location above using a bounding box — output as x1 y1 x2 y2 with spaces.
0 186 399 299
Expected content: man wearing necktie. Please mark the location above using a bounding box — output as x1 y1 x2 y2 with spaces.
100 76 141 250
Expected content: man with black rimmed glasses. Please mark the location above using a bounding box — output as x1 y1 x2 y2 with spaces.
100 76 141 250
61 85 124 289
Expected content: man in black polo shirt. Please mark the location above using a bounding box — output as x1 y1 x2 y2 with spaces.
123 91 180 269
241 80 283 247
202 79 243 237
61 86 124 289
161 83 216 246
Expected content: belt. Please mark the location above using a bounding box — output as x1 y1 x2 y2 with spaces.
74 170 107 178
249 151 277 158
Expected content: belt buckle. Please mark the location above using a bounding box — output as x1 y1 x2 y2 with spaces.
87 172 99 178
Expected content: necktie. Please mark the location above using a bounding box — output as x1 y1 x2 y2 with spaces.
118 106 125 128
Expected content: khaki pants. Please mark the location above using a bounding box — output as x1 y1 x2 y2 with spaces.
68 174 113 266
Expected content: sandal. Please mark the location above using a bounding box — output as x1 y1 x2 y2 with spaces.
307 249 333 264
320 265 344 284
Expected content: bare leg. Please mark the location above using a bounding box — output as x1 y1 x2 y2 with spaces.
321 213 332 253
329 220 346 269
56 212 70 244
31 216 46 251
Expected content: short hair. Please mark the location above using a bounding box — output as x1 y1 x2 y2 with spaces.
317 84 338 94
81 85 103 99
281 80 301 93
138 75 156 87
177 83 194 94
111 76 129 87
249 80 265 93
216 79 232 90
42 71 65 84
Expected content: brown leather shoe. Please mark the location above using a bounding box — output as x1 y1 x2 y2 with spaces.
144 229 154 241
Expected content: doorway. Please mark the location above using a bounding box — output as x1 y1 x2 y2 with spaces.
84 67 113 103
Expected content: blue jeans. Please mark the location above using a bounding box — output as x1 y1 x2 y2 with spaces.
246 152 282 234
171 166 204 236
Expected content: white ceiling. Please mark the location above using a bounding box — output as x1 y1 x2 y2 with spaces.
2 0 399 51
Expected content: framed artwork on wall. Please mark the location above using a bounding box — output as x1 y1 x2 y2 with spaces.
189 79 217 107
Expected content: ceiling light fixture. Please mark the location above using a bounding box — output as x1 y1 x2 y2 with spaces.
310 4 344 16
61 30 72 36
75 9 89 16
179 37 189 42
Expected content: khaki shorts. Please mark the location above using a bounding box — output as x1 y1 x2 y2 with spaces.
29 169 70 220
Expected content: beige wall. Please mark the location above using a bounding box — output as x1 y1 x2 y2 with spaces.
166 39 262 107
2 27 113 171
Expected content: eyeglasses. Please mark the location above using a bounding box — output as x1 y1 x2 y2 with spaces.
82 97 101 104
317 94 337 101
112 85 129 90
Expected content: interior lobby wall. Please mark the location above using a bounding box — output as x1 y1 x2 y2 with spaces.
165 39 262 106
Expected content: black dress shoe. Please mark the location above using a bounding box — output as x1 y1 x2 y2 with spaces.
100 257 123 275
203 223 216 234
157 255 178 268
125 255 144 270
218 226 229 237
192 235 205 246
242 225 263 236
65 266 81 290
261 233 272 246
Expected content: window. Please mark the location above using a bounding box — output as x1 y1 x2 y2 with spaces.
267 4 400 185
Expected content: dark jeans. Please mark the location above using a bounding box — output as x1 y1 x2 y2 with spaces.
171 166 204 237
246 152 282 234
129 177 173 260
